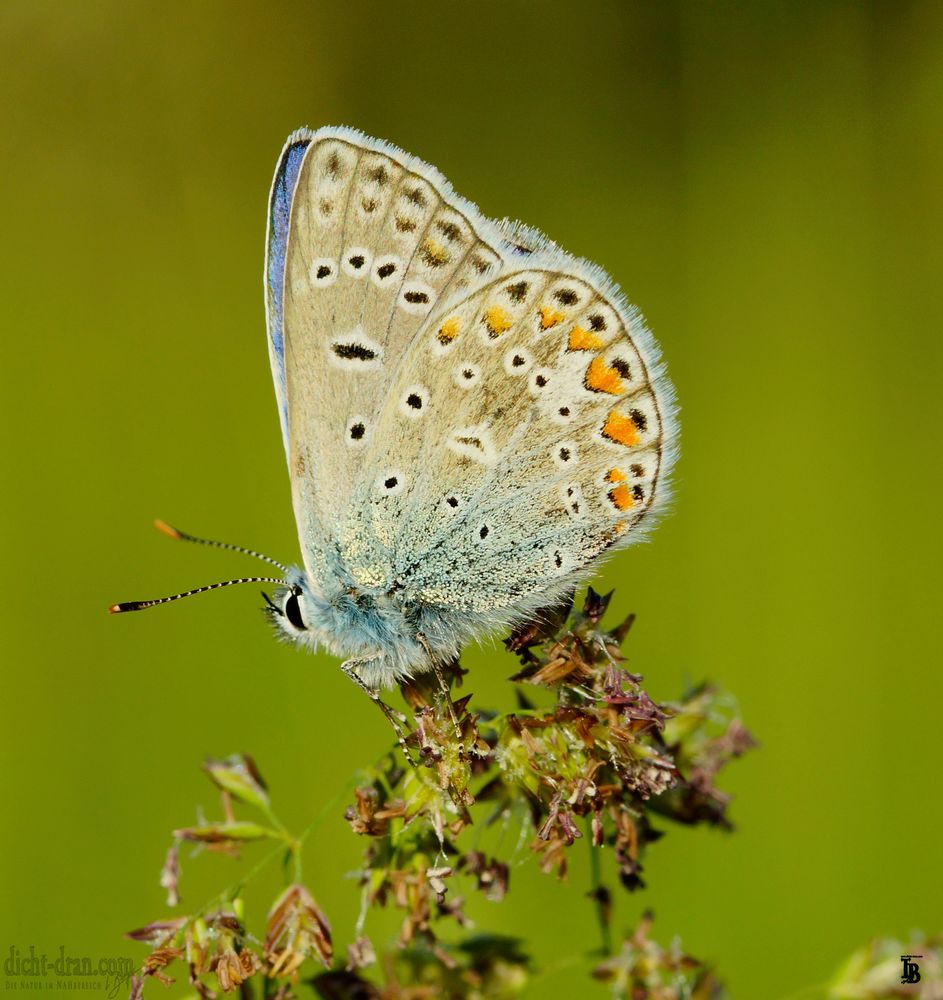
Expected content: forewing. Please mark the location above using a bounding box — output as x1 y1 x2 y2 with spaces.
268 128 505 576
338 261 677 611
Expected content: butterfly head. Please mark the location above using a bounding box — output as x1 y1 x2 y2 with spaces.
263 568 316 639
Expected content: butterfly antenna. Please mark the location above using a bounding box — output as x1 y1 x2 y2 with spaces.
109 576 286 614
153 519 289 574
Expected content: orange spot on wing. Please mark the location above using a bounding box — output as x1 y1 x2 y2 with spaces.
585 357 627 395
539 305 565 330
605 468 626 483
437 316 462 344
608 484 635 510
602 409 640 447
421 237 450 267
484 305 513 337
568 325 604 351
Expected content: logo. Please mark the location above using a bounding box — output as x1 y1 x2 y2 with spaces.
900 953 922 985
4 944 135 998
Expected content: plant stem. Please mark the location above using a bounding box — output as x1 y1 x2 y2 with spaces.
587 819 612 956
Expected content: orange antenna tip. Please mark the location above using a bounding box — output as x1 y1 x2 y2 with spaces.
143 522 288 574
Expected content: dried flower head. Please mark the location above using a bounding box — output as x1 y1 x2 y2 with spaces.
125 590 758 1000
265 883 333 977
592 913 725 999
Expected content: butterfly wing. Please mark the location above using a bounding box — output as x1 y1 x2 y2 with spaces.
266 127 677 633
342 256 677 617
265 127 506 580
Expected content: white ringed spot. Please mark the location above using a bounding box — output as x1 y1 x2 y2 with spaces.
550 401 578 425
398 383 429 419
345 414 370 448
453 362 482 389
342 246 372 278
552 441 579 469
447 425 498 466
398 281 436 315
528 367 553 395
503 346 534 376
473 521 493 543
439 493 465 514
328 328 384 371
376 470 406 497
371 253 403 288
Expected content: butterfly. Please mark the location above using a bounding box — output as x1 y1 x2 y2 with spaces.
112 127 677 737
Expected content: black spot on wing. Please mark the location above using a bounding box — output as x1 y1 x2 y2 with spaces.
333 343 376 361
629 408 648 431
611 358 632 379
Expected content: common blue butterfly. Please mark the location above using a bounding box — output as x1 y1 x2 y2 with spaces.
112 127 677 735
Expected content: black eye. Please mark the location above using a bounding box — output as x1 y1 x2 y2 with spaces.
284 590 307 631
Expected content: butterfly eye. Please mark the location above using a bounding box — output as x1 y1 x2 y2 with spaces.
284 590 307 631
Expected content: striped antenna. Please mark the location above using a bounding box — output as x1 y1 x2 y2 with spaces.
109 576 285 614
108 521 290 614
154 519 289 574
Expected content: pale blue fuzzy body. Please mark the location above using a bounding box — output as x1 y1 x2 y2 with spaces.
271 561 579 690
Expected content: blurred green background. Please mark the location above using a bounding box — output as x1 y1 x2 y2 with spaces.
1 1 941 996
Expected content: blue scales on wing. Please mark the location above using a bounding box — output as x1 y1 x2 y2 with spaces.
265 134 312 456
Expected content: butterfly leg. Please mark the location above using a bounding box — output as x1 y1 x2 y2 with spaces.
340 657 417 766
416 635 464 753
